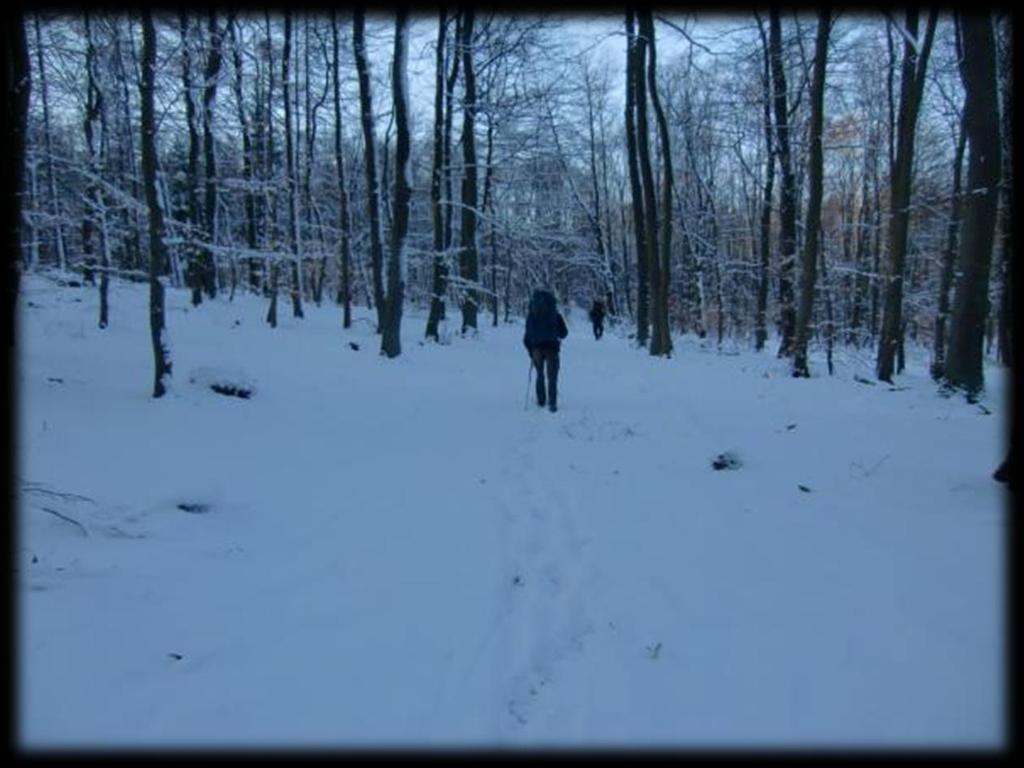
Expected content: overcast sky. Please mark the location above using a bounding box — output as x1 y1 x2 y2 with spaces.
375 12 754 130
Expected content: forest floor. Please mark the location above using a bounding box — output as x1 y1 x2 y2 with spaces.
16 273 1008 748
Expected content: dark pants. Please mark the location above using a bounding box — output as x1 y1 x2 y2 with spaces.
531 345 560 408
592 319 604 339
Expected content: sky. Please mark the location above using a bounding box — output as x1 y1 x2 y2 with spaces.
377 12 748 128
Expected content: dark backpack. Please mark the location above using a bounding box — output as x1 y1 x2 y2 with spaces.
525 290 565 347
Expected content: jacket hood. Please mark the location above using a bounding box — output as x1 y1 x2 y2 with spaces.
530 289 557 314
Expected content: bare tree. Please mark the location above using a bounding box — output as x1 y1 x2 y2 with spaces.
630 11 659 350
582 60 614 316
624 12 649 347
3 10 30 347
425 10 451 341
459 10 479 334
640 11 672 357
754 12 775 352
875 9 938 382
228 17 259 293
769 10 797 358
179 13 204 305
302 17 332 307
791 10 830 377
83 12 109 328
931 69 967 382
32 15 67 273
264 14 280 327
141 10 171 397
353 9 385 333
331 11 354 328
944 11 1002 399
994 15 1012 367
282 12 304 319
381 11 411 358
201 13 225 300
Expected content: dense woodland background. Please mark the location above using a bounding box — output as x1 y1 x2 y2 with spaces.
3 10 1013 398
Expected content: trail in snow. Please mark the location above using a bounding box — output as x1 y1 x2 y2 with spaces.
493 417 597 741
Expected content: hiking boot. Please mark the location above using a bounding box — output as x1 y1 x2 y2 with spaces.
549 403 557 413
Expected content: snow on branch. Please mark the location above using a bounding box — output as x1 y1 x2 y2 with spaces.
884 12 923 55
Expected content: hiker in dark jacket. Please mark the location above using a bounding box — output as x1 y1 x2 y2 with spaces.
588 298 606 340
523 289 568 412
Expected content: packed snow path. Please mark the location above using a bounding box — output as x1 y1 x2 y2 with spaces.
18 275 1005 747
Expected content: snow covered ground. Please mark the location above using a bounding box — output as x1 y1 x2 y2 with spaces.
16 273 1007 749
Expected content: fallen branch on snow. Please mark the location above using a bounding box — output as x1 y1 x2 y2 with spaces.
22 482 96 506
36 506 88 537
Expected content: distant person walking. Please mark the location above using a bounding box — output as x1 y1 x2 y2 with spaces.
588 298 605 340
524 289 568 412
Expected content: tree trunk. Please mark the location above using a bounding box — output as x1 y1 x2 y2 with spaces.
381 11 410 359
617 178 634 321
639 11 672 358
819 227 835 376
202 13 224 300
262 12 276 300
876 10 938 382
624 11 649 347
3 11 30 348
425 10 450 341
282 12 304 319
301 17 331 308
944 12 1002 399
266 261 278 327
141 10 171 398
754 13 774 352
112 23 143 273
583 64 611 318
353 9 385 333
33 15 66 273
850 131 874 347
179 13 204 305
228 18 258 276
459 10 479 334
442 13 460 285
769 10 796 357
995 18 1012 367
27 156 40 272
931 108 968 381
483 114 498 328
791 10 830 377
83 12 109 329
634 20 658 350
331 11 353 328
596 74 618 318
869 139 882 343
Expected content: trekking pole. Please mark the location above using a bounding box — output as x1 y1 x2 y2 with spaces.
524 362 532 411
